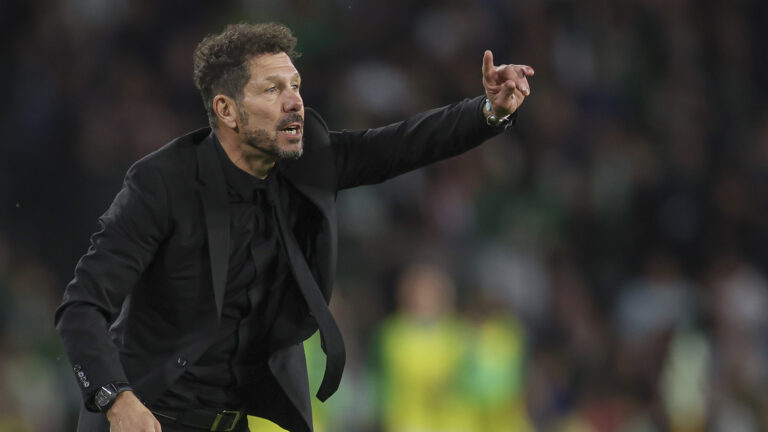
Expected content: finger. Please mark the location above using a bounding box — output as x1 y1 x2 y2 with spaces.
497 64 516 81
500 66 531 96
514 86 526 105
520 65 535 76
503 87 525 114
482 50 496 82
516 76 530 96
499 79 517 101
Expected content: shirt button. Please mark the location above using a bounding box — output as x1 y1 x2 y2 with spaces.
83 381 90 388
176 357 188 368
73 364 82 372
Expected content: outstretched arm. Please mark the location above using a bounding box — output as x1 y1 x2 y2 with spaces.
331 51 534 191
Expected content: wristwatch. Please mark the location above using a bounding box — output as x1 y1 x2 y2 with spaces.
91 382 133 412
484 98 512 127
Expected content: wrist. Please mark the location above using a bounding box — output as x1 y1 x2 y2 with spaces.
483 98 512 127
106 391 135 419
90 382 134 413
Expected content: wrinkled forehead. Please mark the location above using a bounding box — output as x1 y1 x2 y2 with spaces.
247 52 300 82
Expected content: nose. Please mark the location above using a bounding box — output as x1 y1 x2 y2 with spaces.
283 91 303 113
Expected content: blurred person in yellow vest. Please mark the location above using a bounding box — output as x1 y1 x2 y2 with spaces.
372 263 475 432
660 324 709 432
462 295 534 432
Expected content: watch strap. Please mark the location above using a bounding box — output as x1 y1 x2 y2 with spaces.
91 381 133 413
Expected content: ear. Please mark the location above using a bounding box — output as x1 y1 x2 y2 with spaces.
213 95 238 130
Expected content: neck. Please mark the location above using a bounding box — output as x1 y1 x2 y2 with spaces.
215 129 276 179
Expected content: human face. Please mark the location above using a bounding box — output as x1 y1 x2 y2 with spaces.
236 52 304 160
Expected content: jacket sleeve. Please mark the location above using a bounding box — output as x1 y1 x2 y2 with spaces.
330 95 513 191
54 159 170 409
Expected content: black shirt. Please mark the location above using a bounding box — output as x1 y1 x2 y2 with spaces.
154 138 290 410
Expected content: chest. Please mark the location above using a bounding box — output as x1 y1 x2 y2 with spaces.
153 183 323 280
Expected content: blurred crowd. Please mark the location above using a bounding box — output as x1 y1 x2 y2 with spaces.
2 0 768 430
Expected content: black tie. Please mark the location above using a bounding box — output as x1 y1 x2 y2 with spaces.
266 179 346 401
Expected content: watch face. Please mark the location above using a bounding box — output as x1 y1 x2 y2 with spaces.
95 387 114 408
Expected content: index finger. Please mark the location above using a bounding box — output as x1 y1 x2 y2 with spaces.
482 50 496 80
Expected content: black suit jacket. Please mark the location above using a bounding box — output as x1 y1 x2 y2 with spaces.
55 96 508 431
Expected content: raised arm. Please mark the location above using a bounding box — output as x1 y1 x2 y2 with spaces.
331 51 533 191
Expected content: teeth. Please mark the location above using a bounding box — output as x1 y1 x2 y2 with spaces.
282 126 299 135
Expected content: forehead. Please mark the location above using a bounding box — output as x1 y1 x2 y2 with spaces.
248 52 299 81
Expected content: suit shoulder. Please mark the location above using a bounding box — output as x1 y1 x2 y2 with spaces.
305 107 329 134
128 127 209 178
302 108 333 155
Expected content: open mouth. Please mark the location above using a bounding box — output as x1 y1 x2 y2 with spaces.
279 122 302 137
280 126 300 135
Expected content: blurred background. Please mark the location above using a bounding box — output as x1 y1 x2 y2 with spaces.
2 0 768 430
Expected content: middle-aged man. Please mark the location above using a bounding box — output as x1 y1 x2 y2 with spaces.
55 22 533 432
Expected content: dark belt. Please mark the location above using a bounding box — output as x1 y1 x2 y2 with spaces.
150 406 244 431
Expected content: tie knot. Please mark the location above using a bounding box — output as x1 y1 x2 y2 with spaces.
264 180 279 207
252 189 264 206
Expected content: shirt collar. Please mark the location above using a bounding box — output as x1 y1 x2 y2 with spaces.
213 135 272 202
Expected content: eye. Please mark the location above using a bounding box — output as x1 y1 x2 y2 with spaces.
266 86 277 94
291 83 300 91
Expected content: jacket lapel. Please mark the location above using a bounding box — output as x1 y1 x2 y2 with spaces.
196 132 230 325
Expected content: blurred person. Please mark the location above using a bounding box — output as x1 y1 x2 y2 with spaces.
659 324 710 432
3 261 72 431
614 252 695 346
372 264 474 432
462 294 533 432
612 252 696 430
53 22 534 432
707 252 768 431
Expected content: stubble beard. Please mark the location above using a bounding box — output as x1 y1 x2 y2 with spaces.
240 109 304 161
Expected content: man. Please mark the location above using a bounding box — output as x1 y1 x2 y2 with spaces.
55 22 533 432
